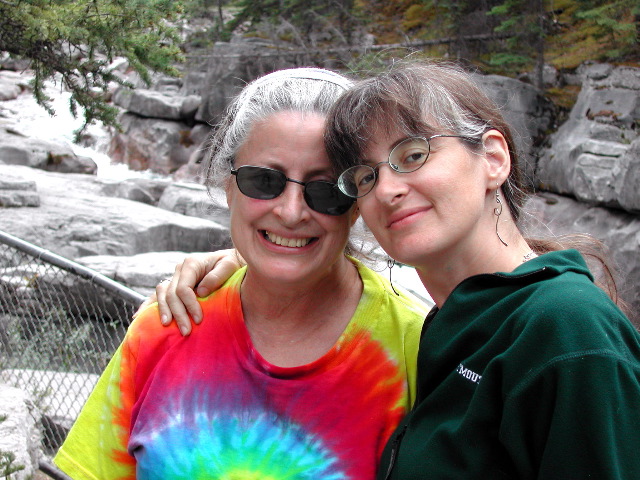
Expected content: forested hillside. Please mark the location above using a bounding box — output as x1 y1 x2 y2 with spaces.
188 0 638 77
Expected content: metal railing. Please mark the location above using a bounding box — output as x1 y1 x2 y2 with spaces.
0 229 145 472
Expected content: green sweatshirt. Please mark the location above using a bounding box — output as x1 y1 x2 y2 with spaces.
379 249 640 480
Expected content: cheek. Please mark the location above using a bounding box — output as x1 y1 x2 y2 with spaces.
226 191 244 224
317 215 353 248
325 216 351 237
227 193 265 233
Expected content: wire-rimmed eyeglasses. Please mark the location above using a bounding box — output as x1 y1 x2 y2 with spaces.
337 135 476 198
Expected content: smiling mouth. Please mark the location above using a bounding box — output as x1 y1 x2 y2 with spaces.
263 231 315 248
388 208 429 228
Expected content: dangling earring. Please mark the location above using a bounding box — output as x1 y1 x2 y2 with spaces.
387 257 400 296
494 184 508 247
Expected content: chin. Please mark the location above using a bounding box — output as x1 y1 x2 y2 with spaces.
255 261 312 283
385 245 428 269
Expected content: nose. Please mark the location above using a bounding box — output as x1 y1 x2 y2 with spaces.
373 163 409 204
273 181 311 225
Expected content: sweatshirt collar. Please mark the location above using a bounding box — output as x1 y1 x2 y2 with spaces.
507 248 593 282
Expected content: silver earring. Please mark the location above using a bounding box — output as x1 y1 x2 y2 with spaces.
387 257 400 296
494 186 508 247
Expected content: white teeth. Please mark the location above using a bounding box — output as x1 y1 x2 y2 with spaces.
265 231 312 248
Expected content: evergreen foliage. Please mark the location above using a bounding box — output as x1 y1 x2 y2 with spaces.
351 0 637 72
488 0 546 87
487 0 638 82
0 416 26 479
224 0 359 45
574 0 639 59
0 0 184 137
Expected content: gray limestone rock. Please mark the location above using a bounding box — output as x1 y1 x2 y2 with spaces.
0 176 39 207
113 87 201 121
0 127 97 174
0 165 232 260
524 192 640 327
536 65 640 213
0 384 40 480
107 113 209 175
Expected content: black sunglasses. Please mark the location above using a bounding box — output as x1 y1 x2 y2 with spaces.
230 165 355 216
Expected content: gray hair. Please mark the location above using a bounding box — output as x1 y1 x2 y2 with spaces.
204 67 353 188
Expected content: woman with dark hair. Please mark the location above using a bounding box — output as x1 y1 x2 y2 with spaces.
325 60 640 479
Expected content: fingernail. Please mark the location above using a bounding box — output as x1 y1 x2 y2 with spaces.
193 314 201 324
161 314 169 325
179 326 190 336
197 287 208 297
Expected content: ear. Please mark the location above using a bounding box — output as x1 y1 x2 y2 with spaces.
481 129 511 188
349 205 360 226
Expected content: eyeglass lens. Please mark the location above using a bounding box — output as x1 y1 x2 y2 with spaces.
389 137 431 171
233 166 354 216
234 166 286 200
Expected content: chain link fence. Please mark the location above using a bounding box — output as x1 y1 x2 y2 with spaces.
0 230 145 466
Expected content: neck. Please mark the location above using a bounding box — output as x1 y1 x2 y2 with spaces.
416 231 533 308
240 256 362 366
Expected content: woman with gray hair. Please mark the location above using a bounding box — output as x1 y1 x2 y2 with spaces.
54 68 428 480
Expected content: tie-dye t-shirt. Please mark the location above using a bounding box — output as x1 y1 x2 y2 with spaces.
54 259 427 480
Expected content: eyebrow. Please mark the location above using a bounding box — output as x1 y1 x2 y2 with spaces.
306 166 336 179
391 135 417 149
359 158 378 167
260 162 335 178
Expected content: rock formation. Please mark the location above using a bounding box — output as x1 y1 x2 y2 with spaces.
537 63 640 212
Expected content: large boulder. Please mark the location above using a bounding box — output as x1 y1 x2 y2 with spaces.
0 127 97 174
0 165 231 259
99 176 173 205
158 182 230 226
0 176 39 207
0 70 28 101
77 250 195 296
172 123 212 183
113 87 201 121
536 64 640 213
108 113 210 174
618 137 640 213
